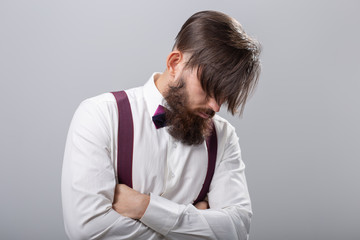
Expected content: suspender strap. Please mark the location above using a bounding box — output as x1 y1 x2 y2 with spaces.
111 91 134 188
193 123 217 205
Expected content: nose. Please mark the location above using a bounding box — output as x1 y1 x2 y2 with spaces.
208 97 221 112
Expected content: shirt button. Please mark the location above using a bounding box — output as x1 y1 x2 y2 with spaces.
173 142 177 148
169 171 175 178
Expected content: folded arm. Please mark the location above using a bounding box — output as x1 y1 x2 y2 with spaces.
113 124 252 240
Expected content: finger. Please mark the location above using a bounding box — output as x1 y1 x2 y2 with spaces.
194 201 209 209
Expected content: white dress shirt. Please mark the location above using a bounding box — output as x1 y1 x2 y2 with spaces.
61 72 252 240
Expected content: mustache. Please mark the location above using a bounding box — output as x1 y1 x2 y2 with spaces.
205 109 215 118
193 108 215 118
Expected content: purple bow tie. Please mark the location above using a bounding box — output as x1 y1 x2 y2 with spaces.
152 105 167 129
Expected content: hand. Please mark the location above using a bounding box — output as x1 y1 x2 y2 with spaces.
112 184 150 219
194 200 209 210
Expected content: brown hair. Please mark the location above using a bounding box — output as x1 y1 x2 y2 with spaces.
173 10 261 116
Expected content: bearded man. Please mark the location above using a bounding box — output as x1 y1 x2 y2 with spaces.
62 10 261 240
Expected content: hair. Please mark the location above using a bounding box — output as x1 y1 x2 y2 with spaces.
173 10 262 116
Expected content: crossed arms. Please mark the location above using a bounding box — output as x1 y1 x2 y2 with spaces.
61 100 252 240
112 184 209 220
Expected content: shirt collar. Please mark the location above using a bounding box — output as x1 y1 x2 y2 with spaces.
143 72 166 119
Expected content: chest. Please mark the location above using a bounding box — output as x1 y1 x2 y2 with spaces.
131 115 209 203
111 91 216 204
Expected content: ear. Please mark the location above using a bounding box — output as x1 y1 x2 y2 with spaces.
166 50 184 78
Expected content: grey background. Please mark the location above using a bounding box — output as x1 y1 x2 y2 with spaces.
1 0 359 239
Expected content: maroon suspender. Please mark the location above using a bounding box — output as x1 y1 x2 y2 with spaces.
111 91 134 188
193 123 217 205
111 90 217 204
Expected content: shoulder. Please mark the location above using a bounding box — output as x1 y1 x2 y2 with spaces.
212 114 237 137
75 93 117 120
78 85 144 112
81 92 116 106
70 93 117 130
73 86 144 126
212 114 240 149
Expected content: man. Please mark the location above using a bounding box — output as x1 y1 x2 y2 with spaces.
62 10 261 240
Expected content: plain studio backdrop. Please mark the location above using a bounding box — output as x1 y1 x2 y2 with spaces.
1 0 359 239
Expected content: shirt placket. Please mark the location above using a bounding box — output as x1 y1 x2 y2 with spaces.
161 135 180 197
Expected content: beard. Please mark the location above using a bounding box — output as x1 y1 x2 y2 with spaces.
163 76 215 145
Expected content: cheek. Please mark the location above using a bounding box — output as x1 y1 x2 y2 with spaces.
193 88 208 104
187 92 207 109
183 72 208 107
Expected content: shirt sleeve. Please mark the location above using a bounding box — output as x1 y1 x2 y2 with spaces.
61 99 164 240
139 124 252 240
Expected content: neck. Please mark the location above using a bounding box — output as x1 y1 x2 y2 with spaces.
154 70 171 97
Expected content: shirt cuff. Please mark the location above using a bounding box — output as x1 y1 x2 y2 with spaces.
140 193 186 236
